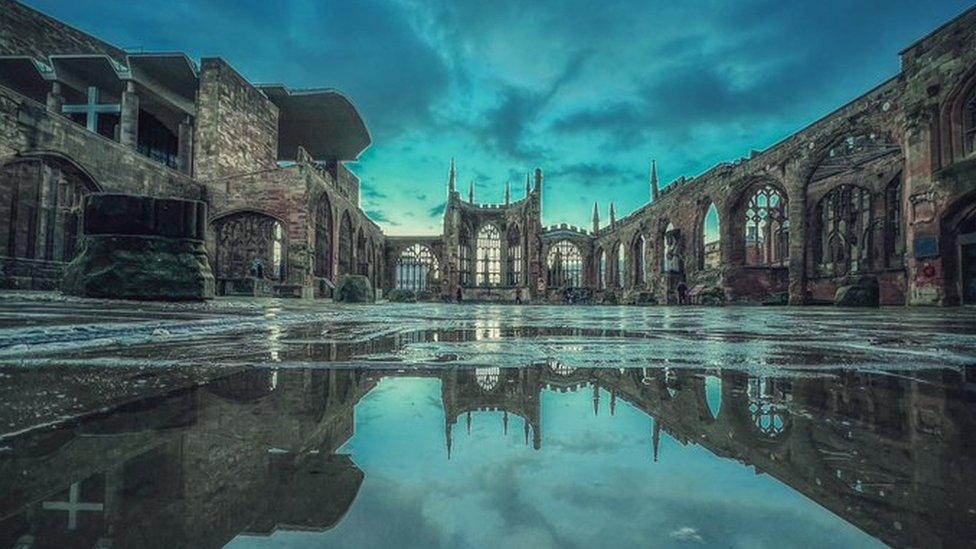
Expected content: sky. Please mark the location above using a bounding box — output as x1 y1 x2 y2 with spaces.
28 0 973 235
227 377 882 548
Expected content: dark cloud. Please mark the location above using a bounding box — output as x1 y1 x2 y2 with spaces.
427 202 446 218
361 185 389 202
548 163 644 188
365 209 399 225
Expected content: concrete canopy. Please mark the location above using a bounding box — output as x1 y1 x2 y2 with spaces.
127 53 198 105
259 85 371 162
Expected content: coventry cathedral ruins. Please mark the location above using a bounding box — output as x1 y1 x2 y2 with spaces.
1 0 976 306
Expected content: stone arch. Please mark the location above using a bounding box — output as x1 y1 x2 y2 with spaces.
338 210 354 276
546 239 583 287
506 223 522 286
697 199 721 271
941 189 976 304
614 240 625 289
475 223 502 286
0 153 100 265
211 209 288 282
314 193 334 280
355 227 368 276
394 243 439 292
940 62 976 164
595 246 606 289
730 179 790 267
366 236 376 282
630 231 646 287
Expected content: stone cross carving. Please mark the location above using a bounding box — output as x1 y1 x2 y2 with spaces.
42 482 104 530
61 87 120 133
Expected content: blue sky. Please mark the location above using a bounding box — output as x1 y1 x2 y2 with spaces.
28 0 972 234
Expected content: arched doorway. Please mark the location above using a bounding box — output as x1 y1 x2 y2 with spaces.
700 202 721 270
631 233 646 287
945 194 976 305
212 211 287 282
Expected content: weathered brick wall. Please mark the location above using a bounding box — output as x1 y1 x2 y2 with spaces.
0 0 125 61
194 58 279 183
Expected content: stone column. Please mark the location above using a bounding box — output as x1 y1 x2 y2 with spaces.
119 81 139 148
785 166 807 305
178 115 194 175
45 81 63 114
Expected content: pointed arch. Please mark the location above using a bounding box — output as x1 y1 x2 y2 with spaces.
314 193 334 279
506 224 522 286
699 201 721 270
630 232 646 287
0 154 100 263
338 211 354 276
547 240 583 287
476 224 501 286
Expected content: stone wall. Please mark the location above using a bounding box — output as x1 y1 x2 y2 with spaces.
194 58 279 182
0 0 125 61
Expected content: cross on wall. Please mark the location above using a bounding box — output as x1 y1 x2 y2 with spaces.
61 86 120 133
42 482 104 530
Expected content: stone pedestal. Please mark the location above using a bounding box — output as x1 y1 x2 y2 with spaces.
62 194 215 301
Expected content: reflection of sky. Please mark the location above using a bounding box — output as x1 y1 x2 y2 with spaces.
229 377 882 548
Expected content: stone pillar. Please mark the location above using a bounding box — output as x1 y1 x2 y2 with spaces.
119 81 139 148
903 109 943 305
785 166 807 305
178 115 194 175
45 81 63 114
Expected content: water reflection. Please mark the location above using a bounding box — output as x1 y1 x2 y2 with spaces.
1 364 974 548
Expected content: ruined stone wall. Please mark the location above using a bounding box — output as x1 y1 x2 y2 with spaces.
0 0 125 61
0 85 202 199
194 58 279 183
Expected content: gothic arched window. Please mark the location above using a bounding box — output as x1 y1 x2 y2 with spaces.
818 185 872 276
0 157 96 263
631 234 646 286
744 185 788 267
314 195 334 279
598 248 607 289
395 244 438 292
547 240 583 287
338 212 354 276
476 224 501 286
701 202 721 269
507 227 522 285
616 242 625 288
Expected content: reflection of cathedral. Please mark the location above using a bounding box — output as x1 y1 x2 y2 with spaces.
1 365 974 547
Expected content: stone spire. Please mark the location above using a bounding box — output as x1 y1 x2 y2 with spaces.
446 418 453 459
525 173 531 197
449 157 456 194
592 202 600 234
592 384 600 416
534 167 543 193
504 181 511 205
650 159 659 201
468 181 475 203
652 418 661 462
609 202 616 227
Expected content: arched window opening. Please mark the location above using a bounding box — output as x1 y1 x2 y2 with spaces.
338 212 353 276
314 195 334 279
965 86 976 155
884 178 904 268
213 212 287 281
701 203 721 270
616 242 625 288
744 185 788 267
395 244 438 292
662 222 677 273
631 234 646 286
817 185 871 276
458 226 472 286
356 231 368 276
476 367 500 391
598 248 607 289
547 240 583 287
0 157 96 263
506 228 522 285
747 377 791 439
476 224 501 286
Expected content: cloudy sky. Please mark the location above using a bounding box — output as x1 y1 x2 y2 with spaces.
29 0 971 234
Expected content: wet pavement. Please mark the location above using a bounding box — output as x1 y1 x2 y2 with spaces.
0 292 974 548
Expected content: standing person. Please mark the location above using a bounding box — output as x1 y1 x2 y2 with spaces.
676 281 688 305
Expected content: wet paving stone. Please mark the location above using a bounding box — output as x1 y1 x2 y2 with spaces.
0 294 974 548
